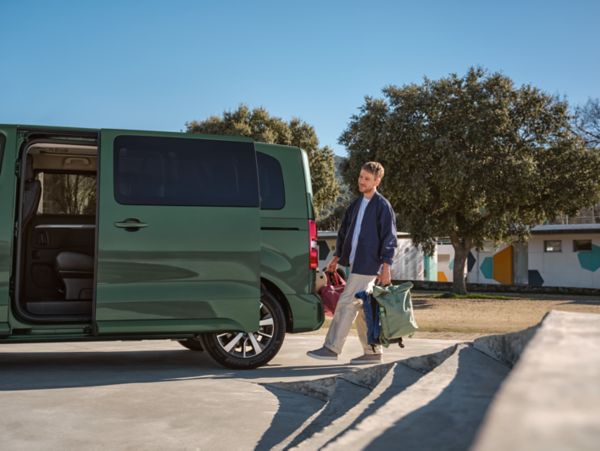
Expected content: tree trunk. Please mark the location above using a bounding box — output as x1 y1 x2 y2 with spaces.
451 238 471 295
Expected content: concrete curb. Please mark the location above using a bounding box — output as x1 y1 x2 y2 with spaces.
266 345 458 450
472 310 600 451
325 345 510 450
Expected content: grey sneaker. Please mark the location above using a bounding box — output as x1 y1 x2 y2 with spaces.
350 353 383 365
307 346 338 360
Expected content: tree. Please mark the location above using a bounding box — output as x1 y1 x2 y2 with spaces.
317 155 353 230
573 98 600 223
42 173 96 215
574 98 600 149
186 105 339 216
340 67 600 294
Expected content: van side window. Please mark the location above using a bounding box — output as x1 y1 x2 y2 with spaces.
38 172 96 215
114 136 259 207
257 152 285 210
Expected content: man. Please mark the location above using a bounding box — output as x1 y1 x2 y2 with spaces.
308 161 397 364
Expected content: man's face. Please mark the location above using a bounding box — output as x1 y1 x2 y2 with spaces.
358 169 381 194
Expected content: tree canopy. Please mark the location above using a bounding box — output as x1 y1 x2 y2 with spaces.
340 67 600 293
186 105 338 216
574 98 600 149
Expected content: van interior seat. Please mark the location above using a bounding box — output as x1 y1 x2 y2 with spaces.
55 251 94 300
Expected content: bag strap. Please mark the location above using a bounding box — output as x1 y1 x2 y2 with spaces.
326 271 344 286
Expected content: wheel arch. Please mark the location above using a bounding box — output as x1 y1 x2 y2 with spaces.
261 277 293 333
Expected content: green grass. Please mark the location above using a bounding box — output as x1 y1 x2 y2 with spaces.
433 292 516 300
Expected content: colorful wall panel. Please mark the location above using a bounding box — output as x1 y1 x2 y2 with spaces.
467 245 514 285
528 234 600 289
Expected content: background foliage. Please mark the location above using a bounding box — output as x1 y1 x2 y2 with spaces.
340 67 600 292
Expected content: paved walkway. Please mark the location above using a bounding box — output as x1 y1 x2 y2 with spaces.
0 335 458 450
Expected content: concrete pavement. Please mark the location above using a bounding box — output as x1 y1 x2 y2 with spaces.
0 334 458 450
2 311 597 450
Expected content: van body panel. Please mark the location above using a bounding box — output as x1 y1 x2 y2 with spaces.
0 126 17 334
256 143 312 295
255 143 321 330
88 318 246 335
284 293 324 332
95 130 262 333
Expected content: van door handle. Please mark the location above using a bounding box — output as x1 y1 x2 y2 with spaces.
114 218 148 231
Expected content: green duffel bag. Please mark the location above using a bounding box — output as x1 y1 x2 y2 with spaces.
372 282 419 346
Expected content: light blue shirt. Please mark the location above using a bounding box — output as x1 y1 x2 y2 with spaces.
349 196 371 265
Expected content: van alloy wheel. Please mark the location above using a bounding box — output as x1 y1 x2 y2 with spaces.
200 287 286 369
215 302 275 358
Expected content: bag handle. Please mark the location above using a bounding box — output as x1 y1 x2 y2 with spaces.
326 270 344 286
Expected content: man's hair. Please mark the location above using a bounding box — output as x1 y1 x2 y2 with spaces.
361 161 385 179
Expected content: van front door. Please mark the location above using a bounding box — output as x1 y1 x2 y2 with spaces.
95 130 261 335
0 127 17 335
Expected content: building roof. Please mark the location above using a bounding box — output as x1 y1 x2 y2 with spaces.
531 224 600 235
318 224 600 239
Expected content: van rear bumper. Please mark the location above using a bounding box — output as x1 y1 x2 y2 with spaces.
287 293 324 333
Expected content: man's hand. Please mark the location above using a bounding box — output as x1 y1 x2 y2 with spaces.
326 256 339 273
378 263 392 286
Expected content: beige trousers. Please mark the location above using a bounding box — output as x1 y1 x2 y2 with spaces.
324 271 382 355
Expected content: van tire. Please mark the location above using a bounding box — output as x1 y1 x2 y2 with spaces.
178 338 204 351
200 288 286 370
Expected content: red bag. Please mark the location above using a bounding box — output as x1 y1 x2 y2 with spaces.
318 271 346 317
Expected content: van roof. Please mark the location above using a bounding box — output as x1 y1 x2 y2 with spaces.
0 124 271 145
1 123 98 133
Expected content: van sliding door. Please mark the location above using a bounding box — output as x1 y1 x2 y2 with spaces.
95 130 261 335
0 127 17 335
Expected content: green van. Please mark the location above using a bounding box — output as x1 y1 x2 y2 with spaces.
0 125 324 369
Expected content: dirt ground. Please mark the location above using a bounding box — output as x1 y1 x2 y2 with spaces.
311 291 600 341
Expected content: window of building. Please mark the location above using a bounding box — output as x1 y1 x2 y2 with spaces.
114 136 259 207
573 239 592 252
37 172 96 215
257 152 285 210
544 240 562 253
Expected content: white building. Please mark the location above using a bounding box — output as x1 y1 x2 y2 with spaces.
527 224 600 288
436 224 600 289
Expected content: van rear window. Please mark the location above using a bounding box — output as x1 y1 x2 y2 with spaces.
114 136 259 207
257 152 285 210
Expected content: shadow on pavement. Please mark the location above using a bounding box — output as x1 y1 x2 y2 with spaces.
361 347 510 451
255 385 324 451
0 349 358 391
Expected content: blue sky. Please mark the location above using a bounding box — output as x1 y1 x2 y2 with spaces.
1 0 598 155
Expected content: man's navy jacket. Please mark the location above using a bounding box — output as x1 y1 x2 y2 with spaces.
334 191 398 275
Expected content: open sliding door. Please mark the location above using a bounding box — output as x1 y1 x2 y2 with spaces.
95 130 261 335
0 127 17 335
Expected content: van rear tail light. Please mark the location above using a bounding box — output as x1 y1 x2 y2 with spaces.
309 220 318 269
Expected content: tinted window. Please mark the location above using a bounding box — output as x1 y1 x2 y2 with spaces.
114 136 259 207
0 134 5 174
257 152 285 210
573 239 592 252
